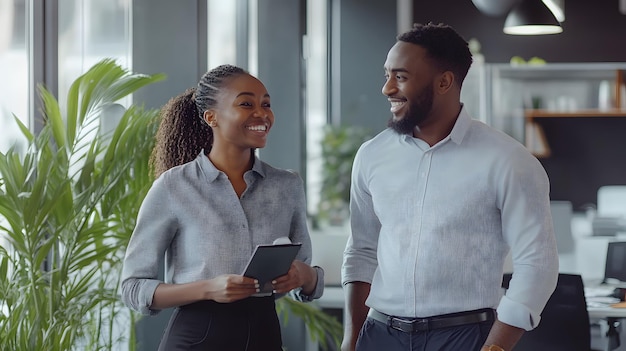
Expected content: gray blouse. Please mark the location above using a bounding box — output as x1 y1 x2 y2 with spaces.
121 152 324 315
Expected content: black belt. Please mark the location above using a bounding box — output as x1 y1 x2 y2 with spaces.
368 308 495 333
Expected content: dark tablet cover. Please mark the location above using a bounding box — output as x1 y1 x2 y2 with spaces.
242 243 302 296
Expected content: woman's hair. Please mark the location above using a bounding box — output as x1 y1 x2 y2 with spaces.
397 22 472 88
150 64 248 177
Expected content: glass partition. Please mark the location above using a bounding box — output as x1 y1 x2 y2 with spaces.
207 0 238 68
305 0 329 217
0 0 28 154
58 0 132 109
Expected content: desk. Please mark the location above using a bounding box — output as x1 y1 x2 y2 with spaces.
567 216 626 350
588 306 626 351
588 306 626 320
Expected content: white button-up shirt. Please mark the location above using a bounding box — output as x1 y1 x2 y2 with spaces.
342 107 558 331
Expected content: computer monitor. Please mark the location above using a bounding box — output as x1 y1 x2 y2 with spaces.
603 241 626 285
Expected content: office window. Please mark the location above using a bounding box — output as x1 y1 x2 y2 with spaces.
0 0 28 154
207 0 238 68
305 0 329 215
58 0 132 108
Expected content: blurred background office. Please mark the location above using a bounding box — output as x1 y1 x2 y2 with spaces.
2 0 626 350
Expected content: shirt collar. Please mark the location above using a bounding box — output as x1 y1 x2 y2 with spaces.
250 152 266 177
448 104 472 145
399 104 472 147
197 149 266 182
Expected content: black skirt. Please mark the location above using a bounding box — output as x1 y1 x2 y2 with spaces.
158 296 282 351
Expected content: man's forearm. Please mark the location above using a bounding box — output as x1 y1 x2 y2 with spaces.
340 281 371 351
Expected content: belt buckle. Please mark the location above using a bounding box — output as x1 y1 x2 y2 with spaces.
388 317 429 333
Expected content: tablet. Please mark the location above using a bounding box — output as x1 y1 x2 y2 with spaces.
242 243 302 296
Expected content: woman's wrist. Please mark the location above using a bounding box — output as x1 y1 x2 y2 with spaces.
301 265 318 294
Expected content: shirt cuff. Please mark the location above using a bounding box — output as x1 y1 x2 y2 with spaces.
496 294 541 331
292 266 325 302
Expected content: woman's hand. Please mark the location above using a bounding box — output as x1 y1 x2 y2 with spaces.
201 274 260 303
270 260 317 295
151 275 259 309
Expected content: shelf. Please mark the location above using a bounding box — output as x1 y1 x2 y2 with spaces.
482 63 626 210
524 108 626 159
525 109 626 119
490 63 626 80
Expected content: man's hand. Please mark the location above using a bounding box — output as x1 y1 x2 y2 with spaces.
481 319 524 351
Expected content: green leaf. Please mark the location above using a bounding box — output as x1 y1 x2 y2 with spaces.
13 114 35 142
39 86 67 149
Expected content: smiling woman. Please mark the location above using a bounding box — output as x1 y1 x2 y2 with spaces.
121 64 325 351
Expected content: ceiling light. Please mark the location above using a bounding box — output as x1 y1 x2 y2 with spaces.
504 0 563 35
542 0 565 22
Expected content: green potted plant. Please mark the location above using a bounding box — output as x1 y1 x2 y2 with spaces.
0 59 164 350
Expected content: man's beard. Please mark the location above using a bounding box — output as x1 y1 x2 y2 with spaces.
387 87 434 136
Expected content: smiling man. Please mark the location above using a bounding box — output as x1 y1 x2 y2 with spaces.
341 23 559 351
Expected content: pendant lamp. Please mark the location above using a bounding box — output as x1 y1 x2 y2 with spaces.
504 0 562 35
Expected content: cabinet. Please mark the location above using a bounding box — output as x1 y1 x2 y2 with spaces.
461 63 626 210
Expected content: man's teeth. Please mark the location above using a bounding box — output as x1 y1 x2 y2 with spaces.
391 101 405 107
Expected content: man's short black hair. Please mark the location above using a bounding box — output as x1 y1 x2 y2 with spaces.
397 22 473 87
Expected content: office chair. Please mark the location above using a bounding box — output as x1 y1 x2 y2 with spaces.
601 241 626 351
502 273 592 351
603 241 626 285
